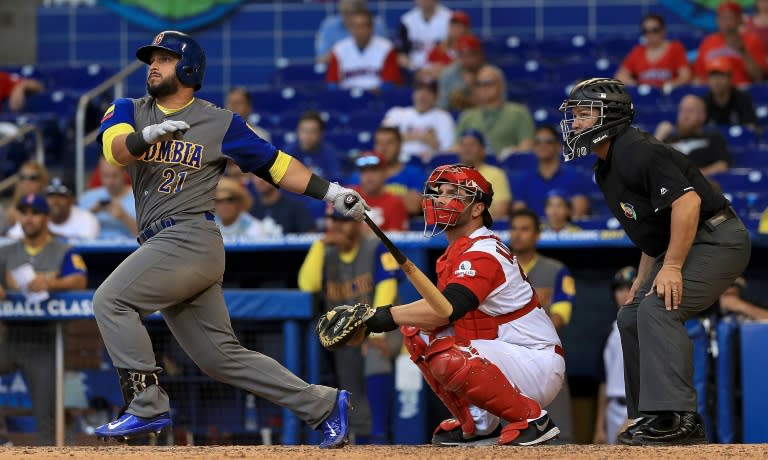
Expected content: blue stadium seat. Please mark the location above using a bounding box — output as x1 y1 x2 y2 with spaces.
531 107 563 126
313 88 377 113
709 169 767 193
428 152 459 170
251 88 310 112
746 83 768 104
378 87 413 110
47 64 115 92
718 125 759 151
325 131 371 153
553 57 615 86
667 84 709 104
483 36 527 62
533 35 599 61
272 61 326 88
597 36 639 60
345 111 383 133
22 91 79 116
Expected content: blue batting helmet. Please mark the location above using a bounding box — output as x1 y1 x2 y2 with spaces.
136 31 206 91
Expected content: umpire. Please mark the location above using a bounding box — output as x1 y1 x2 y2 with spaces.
558 78 750 446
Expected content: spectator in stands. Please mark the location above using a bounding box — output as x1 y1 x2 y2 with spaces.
315 0 388 64
456 130 511 219
455 64 534 159
693 1 767 85
744 0 768 52
0 193 88 445
593 266 635 445
250 175 316 234
419 10 472 81
0 71 44 112
513 125 591 218
8 178 99 240
541 190 582 234
437 34 485 112
298 204 401 444
614 13 691 89
381 78 455 163
508 208 576 443
79 158 137 240
348 126 425 215
6 160 49 230
654 95 732 176
396 0 452 72
719 275 768 320
214 177 278 240
326 9 402 91
702 57 758 130
283 111 342 181
225 87 271 141
353 151 409 231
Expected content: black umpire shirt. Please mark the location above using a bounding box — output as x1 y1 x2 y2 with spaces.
595 127 728 257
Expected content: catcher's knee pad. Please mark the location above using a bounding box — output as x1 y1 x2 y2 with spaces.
402 330 475 435
425 336 541 423
117 369 160 408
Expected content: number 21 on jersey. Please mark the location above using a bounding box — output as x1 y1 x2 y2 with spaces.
158 168 187 194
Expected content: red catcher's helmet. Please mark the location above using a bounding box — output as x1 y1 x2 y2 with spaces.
422 164 494 237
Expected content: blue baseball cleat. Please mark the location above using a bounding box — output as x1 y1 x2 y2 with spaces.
319 390 351 448
95 412 172 440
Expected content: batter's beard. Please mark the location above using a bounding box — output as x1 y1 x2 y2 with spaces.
147 77 179 98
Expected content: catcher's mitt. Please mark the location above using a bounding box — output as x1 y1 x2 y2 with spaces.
316 303 376 350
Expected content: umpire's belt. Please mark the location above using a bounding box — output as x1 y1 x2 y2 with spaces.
137 211 215 245
700 206 737 233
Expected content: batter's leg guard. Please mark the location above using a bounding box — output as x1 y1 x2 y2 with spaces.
425 336 543 440
401 326 476 437
94 369 171 440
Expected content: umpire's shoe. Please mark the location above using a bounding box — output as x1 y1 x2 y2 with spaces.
617 416 655 445
94 412 171 439
319 390 351 449
631 411 707 446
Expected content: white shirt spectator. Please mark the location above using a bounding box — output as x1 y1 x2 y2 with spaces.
215 213 281 242
399 3 452 70
382 105 455 162
7 206 99 240
328 36 399 90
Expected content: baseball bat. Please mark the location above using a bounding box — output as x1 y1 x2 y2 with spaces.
343 195 453 317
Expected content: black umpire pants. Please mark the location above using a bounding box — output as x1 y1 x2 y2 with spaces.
617 216 750 418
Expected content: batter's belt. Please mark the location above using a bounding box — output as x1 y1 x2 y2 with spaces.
137 211 215 244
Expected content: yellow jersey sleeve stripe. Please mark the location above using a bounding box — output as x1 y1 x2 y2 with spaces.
373 278 398 307
298 240 325 293
269 150 293 183
102 123 134 166
549 301 573 325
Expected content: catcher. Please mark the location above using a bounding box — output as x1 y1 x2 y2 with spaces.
317 164 565 446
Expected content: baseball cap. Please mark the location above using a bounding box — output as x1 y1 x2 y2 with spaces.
355 151 385 169
456 35 482 53
706 56 732 75
45 177 73 196
612 266 637 290
717 1 742 16
450 11 470 27
460 129 486 146
16 193 49 214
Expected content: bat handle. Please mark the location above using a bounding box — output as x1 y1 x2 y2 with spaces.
343 194 360 210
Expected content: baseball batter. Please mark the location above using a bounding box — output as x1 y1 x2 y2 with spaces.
330 164 565 446
91 31 368 449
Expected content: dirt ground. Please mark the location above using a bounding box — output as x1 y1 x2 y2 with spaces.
0 445 764 459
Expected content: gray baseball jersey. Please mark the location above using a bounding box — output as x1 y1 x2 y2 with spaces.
98 96 279 229
0 238 87 287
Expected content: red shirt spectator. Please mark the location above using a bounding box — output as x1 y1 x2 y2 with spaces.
352 151 409 231
0 71 44 112
693 2 768 85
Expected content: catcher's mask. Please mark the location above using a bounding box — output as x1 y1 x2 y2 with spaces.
422 163 493 237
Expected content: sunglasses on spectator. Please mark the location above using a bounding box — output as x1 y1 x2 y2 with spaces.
641 26 663 34
215 197 239 203
19 173 41 181
474 79 497 87
534 137 559 145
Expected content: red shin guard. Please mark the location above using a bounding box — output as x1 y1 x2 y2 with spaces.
401 326 476 436
425 336 542 423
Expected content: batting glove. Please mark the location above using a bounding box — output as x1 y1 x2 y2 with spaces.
324 182 370 221
141 120 190 144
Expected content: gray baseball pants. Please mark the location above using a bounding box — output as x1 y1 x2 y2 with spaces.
93 216 338 428
617 217 750 418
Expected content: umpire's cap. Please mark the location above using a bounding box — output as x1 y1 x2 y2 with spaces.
136 31 206 91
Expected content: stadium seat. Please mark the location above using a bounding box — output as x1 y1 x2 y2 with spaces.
482 35 527 62
23 91 79 116
666 84 709 103
378 87 413 110
746 83 768 104
251 88 310 112
47 64 115 92
597 36 639 61
709 168 766 193
533 35 599 61
272 62 326 88
718 125 759 151
345 111 383 133
313 88 377 113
